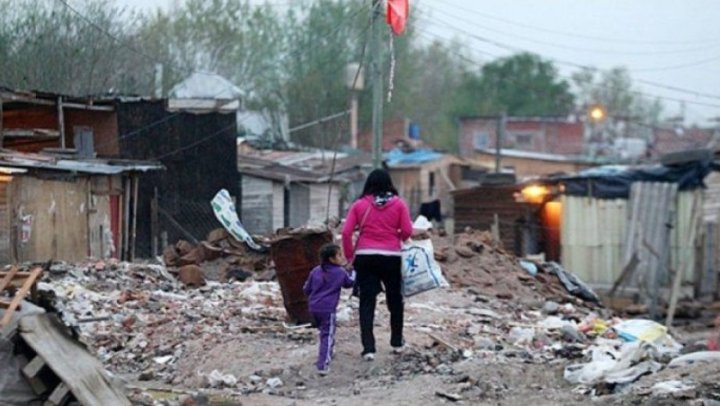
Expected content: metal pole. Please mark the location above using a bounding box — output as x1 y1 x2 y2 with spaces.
371 0 383 168
350 93 359 149
495 112 506 173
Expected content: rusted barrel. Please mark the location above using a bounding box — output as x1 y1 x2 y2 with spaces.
270 230 332 324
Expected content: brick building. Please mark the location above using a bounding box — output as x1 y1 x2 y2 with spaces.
457 116 585 158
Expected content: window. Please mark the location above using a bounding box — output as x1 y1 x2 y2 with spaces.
73 127 95 158
513 132 534 149
473 132 490 150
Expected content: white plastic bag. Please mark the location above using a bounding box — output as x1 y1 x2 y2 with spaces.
401 239 448 297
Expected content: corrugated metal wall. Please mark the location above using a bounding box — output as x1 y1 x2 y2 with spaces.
622 182 678 291
561 196 626 286
561 188 699 289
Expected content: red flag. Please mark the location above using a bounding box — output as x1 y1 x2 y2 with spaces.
387 0 409 35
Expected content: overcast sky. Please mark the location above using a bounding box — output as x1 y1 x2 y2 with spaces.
116 0 720 125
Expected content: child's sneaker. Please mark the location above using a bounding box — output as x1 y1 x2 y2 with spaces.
391 345 405 354
317 367 330 376
362 353 375 361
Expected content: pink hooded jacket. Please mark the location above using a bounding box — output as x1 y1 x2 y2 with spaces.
341 195 413 263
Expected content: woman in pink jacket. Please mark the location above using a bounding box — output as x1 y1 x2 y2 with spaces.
342 169 413 360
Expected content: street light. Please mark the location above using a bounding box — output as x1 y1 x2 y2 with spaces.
588 105 607 123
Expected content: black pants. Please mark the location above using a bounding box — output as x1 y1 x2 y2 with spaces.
354 254 404 354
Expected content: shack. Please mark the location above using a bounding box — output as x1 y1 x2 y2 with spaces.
0 151 161 263
384 148 470 224
237 151 371 234
523 158 719 303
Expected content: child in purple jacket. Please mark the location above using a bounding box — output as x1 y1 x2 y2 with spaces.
303 243 356 375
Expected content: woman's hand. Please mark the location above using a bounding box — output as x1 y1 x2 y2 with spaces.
411 228 430 240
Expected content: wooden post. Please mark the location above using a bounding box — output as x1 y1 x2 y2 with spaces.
492 213 500 244
130 175 139 261
151 187 159 257
57 97 66 149
666 191 702 328
0 97 4 148
122 177 130 261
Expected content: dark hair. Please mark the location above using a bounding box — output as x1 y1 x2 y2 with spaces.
361 169 398 197
319 243 341 267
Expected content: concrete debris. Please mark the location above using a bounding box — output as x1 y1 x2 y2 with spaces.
163 228 271 283
203 370 238 388
266 377 284 389
0 226 714 405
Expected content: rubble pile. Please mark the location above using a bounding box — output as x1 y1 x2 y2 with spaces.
433 229 598 307
162 228 272 284
33 261 290 386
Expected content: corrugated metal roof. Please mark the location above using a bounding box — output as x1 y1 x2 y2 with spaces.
0 153 163 175
384 148 444 167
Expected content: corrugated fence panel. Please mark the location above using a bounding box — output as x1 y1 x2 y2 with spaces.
561 196 627 287
672 191 699 285
562 187 699 290
623 182 678 293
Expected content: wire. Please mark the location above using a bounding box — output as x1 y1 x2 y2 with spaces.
420 11 720 77
428 0 720 46
150 21 373 163
81 2 370 150
424 5 720 57
416 22 720 109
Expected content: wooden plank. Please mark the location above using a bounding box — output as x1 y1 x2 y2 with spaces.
0 266 18 292
22 355 46 378
57 97 65 149
667 192 702 328
45 382 71 406
22 356 48 395
0 267 42 328
608 251 640 297
20 315 131 406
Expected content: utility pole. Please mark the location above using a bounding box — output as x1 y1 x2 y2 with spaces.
495 112 506 173
371 0 383 168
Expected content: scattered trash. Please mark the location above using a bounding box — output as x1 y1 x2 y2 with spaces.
519 260 538 277
266 377 284 389
651 380 696 396
509 327 535 345
435 390 463 402
668 351 720 368
203 370 238 388
564 340 662 386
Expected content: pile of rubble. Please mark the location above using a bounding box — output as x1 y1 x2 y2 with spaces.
433 229 599 308
33 260 292 389
162 228 273 286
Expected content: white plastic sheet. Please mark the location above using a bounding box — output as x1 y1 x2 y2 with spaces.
211 189 261 250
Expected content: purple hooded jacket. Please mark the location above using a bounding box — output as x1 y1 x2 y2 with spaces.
303 264 356 313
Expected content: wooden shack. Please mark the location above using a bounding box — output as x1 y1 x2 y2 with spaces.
0 152 160 263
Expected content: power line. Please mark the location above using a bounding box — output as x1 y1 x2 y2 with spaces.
425 5 720 57
74 2 371 150
428 0 720 46
416 18 720 108
421 11 720 76
415 29 720 113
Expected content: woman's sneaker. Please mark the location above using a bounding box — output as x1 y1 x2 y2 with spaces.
392 345 405 354
317 367 330 376
362 353 375 361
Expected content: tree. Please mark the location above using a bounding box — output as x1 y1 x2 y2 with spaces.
453 52 575 117
0 0 145 95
